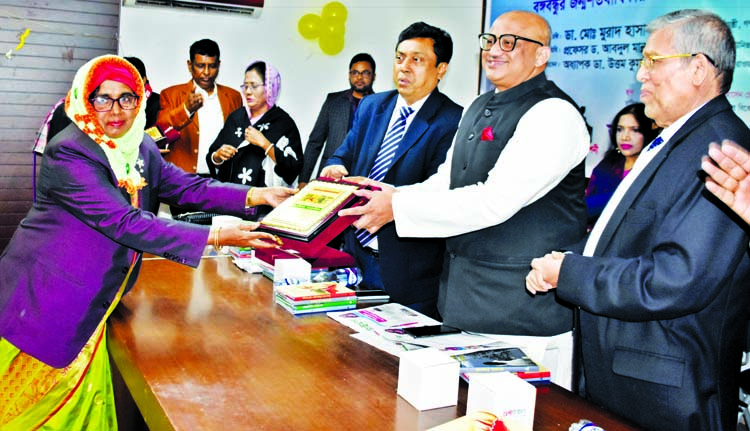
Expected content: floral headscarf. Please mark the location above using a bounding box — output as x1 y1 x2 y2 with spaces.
65 55 147 194
244 60 281 109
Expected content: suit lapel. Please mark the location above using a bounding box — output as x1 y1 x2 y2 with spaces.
181 81 199 127
593 97 730 255
392 89 442 167
593 144 670 255
393 87 442 170
364 92 398 171
333 92 351 133
217 84 234 120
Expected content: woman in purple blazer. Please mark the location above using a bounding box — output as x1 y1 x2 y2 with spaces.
0 55 293 429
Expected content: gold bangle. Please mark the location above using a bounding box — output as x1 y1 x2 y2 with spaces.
246 187 255 207
214 227 222 251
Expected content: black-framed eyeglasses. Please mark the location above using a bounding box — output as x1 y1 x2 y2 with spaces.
89 94 139 112
479 33 544 52
240 83 265 92
349 70 372 78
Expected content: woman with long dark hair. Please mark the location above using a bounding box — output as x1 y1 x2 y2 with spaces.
585 102 661 224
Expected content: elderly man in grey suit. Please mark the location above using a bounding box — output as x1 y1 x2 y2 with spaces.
299 53 376 187
527 9 750 431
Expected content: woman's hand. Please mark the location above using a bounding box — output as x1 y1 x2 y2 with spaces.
211 144 238 164
245 126 271 150
210 222 282 249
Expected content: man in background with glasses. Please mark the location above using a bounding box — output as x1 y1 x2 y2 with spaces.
340 11 589 389
299 53 377 188
526 10 750 430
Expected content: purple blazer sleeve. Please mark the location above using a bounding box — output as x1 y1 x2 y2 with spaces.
0 125 252 367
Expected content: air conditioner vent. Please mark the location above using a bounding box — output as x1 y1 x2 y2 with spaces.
122 0 263 17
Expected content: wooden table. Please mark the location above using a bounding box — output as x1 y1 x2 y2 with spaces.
108 256 644 431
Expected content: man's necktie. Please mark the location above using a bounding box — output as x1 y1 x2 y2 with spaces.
356 105 414 248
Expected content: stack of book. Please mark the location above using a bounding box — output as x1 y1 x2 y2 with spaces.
450 347 550 385
228 246 254 259
274 281 357 315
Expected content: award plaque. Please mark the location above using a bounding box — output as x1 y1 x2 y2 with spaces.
254 178 374 269
259 179 362 242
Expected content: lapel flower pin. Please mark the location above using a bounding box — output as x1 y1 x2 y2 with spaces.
481 126 494 141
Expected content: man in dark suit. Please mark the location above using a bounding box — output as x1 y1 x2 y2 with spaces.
339 11 589 389
526 10 750 431
321 22 462 317
299 53 376 187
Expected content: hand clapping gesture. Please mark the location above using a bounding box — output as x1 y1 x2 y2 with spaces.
702 140 750 225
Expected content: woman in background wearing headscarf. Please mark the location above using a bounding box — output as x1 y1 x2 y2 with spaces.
0 55 293 430
207 60 303 217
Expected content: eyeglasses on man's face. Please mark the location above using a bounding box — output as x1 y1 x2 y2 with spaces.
89 94 139 112
639 52 716 70
240 83 265 92
349 70 373 78
478 33 544 52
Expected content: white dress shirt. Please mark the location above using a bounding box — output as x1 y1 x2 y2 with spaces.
368 92 429 251
583 102 706 256
392 97 590 238
194 83 224 174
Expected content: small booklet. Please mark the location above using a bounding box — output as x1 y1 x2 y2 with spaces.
275 281 355 302
258 179 362 241
450 347 540 373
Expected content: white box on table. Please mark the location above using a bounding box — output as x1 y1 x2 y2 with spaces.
466 371 536 429
397 347 459 411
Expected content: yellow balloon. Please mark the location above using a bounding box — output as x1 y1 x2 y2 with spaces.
298 13 321 40
319 34 345 56
320 17 345 39
322 1 348 23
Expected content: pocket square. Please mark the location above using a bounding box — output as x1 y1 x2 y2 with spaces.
481 126 494 141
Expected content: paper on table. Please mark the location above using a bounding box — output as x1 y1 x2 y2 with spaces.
350 332 423 356
328 303 439 330
328 303 512 356
396 332 506 350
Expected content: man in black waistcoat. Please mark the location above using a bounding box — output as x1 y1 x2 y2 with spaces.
340 10 590 389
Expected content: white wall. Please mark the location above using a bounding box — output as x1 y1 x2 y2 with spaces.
119 0 484 145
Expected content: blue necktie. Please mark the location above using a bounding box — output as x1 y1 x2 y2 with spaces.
356 105 414 248
646 136 664 151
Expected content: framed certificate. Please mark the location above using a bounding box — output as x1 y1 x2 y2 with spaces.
258 179 363 242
